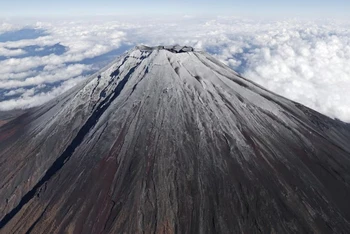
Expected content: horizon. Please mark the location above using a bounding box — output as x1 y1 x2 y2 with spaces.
1 0 350 19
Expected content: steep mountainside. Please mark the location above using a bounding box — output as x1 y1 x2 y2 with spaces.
0 45 350 233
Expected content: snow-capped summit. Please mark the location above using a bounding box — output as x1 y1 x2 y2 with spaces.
1 46 350 233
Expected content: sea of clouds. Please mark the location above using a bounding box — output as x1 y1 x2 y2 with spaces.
0 16 349 122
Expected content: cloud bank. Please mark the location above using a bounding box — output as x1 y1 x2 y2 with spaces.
0 17 349 122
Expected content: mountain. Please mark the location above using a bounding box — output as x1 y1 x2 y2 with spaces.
1 45 350 234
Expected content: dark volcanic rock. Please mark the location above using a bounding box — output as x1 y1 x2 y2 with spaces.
1 45 350 233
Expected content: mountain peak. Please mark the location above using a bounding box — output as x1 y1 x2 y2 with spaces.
135 45 195 53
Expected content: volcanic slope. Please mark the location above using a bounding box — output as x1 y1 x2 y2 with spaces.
1 45 350 233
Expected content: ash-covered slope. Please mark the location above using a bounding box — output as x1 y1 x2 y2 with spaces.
1 45 350 234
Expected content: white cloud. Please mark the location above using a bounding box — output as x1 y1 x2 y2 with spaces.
0 20 127 82
0 76 85 111
0 22 20 34
4 88 26 96
0 47 25 57
0 64 90 88
0 20 128 113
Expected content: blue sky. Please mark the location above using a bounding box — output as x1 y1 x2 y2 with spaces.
1 0 349 18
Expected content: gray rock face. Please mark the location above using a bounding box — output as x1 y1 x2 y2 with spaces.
137 45 194 53
0 46 350 234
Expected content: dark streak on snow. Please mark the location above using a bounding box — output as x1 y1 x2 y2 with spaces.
0 55 145 230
